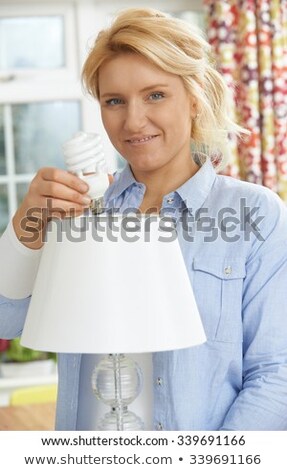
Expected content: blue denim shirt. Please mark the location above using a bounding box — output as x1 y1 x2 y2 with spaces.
1 159 287 430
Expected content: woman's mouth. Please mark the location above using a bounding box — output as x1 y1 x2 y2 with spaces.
126 135 158 145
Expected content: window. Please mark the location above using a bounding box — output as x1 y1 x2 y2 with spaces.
0 16 64 70
0 3 77 82
0 3 81 231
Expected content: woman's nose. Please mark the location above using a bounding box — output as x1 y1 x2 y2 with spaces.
123 102 148 132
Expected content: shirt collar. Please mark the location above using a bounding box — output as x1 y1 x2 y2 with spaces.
175 158 216 214
106 158 216 213
106 164 142 201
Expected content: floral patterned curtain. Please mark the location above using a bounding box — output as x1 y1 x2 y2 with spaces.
204 0 287 200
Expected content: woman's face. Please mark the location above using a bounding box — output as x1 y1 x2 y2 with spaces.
98 53 196 176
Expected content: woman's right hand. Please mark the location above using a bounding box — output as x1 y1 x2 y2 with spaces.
12 167 92 250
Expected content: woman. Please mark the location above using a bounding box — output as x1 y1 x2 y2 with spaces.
1 8 287 430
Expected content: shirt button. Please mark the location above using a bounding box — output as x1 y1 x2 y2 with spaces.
166 197 174 204
224 266 232 275
156 377 163 386
157 422 163 430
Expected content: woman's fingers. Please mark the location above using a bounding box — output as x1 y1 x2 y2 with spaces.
37 180 91 206
25 169 90 214
32 169 114 213
20 166 115 221
39 167 89 193
13 167 113 249
35 195 89 217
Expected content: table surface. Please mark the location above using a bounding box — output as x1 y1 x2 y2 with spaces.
0 402 56 430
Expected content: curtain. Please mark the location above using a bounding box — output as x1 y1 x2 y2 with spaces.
204 0 287 200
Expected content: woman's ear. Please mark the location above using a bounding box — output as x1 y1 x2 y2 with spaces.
190 97 198 119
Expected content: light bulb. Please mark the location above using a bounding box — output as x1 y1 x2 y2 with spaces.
62 131 110 214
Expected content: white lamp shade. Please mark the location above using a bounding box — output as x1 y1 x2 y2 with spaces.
21 214 206 353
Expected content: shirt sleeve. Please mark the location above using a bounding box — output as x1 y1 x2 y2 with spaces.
0 295 30 339
0 219 43 299
220 193 287 430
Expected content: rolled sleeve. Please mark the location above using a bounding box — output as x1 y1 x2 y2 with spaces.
0 295 31 338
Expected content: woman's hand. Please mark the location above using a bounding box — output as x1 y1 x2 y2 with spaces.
12 167 112 250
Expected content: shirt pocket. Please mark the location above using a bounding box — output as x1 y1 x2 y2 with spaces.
192 256 246 343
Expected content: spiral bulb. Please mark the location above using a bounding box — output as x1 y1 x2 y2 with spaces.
62 131 110 213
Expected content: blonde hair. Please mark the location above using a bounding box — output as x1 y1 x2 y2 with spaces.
82 8 248 169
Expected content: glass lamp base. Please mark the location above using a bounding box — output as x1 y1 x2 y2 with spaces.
98 408 144 430
92 353 144 431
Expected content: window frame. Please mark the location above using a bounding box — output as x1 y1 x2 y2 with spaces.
0 3 82 219
0 3 78 86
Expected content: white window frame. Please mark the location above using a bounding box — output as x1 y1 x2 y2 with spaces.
0 2 82 218
0 3 78 87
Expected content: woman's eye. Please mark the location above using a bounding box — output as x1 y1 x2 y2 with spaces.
105 98 123 106
149 92 165 101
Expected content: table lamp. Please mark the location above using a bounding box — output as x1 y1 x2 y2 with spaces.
21 213 206 430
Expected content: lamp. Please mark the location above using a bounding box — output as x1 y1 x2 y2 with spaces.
21 213 206 430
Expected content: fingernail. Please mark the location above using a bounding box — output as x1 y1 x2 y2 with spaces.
82 196 91 205
79 182 89 191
